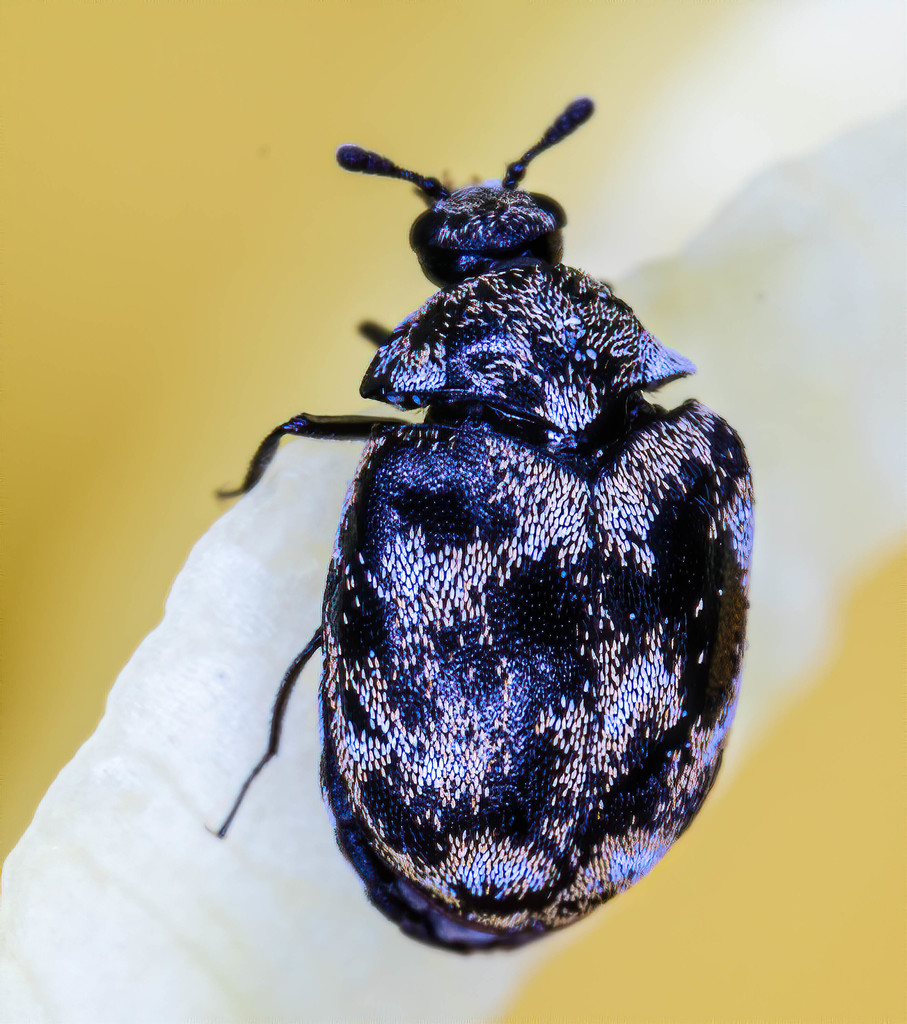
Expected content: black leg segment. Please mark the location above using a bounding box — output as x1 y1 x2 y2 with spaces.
218 412 408 498
215 627 323 838
358 320 393 347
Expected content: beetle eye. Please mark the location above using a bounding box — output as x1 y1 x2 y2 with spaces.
529 193 567 229
409 210 432 252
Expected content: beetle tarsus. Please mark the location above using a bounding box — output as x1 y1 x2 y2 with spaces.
214 627 324 838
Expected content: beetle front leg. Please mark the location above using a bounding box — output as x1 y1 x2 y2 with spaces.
218 412 408 498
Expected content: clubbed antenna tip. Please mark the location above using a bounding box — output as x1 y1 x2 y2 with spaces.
335 144 448 201
503 96 595 190
336 144 379 173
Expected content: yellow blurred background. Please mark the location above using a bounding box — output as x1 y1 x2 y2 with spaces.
2 2 904 1020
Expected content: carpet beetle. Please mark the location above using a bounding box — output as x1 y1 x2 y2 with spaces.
216 98 754 952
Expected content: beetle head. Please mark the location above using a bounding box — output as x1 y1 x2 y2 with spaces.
336 98 593 288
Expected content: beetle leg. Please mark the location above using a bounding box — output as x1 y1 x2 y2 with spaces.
357 320 392 347
214 627 323 838
218 413 408 498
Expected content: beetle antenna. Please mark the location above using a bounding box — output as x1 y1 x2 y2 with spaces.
502 97 595 190
336 145 449 201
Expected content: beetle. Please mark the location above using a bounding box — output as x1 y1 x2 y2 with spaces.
215 97 754 952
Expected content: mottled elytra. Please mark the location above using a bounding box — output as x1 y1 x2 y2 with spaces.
216 97 754 952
